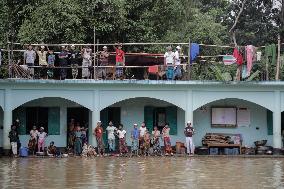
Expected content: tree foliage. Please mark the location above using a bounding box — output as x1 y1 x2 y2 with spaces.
0 0 283 80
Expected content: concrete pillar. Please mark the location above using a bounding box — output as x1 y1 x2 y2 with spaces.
91 90 100 147
91 110 100 146
3 110 12 150
185 90 193 125
60 106 67 147
273 90 282 148
3 89 12 152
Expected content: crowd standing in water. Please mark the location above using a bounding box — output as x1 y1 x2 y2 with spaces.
8 119 195 157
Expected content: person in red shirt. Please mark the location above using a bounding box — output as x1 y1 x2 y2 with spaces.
94 121 105 156
113 43 125 79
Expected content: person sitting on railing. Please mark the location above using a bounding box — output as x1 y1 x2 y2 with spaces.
24 44 36 78
81 46 92 79
164 46 176 80
58 46 69 80
113 43 125 80
47 49 55 79
69 45 80 79
174 46 182 80
36 45 49 79
98 46 110 79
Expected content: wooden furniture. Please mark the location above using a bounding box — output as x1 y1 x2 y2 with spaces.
207 143 242 155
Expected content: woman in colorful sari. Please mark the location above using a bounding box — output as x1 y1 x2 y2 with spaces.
162 123 173 156
94 121 105 156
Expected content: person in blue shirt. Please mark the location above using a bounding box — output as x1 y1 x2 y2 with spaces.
131 123 139 156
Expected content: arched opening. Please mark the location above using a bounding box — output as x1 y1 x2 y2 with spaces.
193 98 272 148
12 97 91 148
100 97 185 147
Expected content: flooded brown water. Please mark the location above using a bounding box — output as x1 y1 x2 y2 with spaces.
0 157 283 189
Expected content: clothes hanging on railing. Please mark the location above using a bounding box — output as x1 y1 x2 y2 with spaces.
223 55 236 65
242 65 247 79
233 48 243 66
265 44 276 65
256 51 262 61
190 43 200 63
246 45 256 77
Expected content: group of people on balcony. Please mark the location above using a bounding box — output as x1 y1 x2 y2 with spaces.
22 44 184 80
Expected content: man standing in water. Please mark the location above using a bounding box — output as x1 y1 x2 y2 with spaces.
106 121 117 153
9 125 19 157
94 121 104 156
184 122 195 155
131 123 139 156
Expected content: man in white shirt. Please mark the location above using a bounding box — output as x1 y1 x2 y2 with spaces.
164 46 175 80
174 46 182 80
24 45 36 77
106 121 117 152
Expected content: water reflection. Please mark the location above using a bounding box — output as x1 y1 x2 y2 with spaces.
0 157 283 189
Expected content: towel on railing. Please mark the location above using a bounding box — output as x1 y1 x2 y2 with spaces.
148 65 158 73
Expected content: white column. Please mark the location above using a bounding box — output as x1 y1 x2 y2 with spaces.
185 90 193 125
3 110 12 150
91 110 100 146
60 106 67 147
91 90 100 147
3 89 12 150
273 90 282 148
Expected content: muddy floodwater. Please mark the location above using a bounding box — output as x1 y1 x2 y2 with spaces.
0 157 284 189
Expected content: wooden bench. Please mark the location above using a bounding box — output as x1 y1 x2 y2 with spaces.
207 143 242 155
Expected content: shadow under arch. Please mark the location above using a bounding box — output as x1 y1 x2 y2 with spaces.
12 97 92 111
194 97 272 112
102 96 185 111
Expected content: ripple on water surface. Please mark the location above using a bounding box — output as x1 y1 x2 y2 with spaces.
0 157 283 189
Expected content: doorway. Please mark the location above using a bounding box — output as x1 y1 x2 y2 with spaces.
67 107 89 145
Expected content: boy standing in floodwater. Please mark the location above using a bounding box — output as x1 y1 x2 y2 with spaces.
117 124 128 155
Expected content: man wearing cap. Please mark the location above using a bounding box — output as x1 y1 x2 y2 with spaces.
106 121 117 152
131 123 139 156
174 46 182 80
98 46 110 79
184 122 195 155
69 45 80 79
164 46 175 80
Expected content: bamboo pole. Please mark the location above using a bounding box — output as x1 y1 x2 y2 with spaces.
276 34 281 81
93 26 96 80
96 39 99 79
188 39 191 80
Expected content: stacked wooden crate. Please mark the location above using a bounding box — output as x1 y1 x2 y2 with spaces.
202 133 231 145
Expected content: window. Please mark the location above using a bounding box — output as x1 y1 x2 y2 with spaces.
26 107 49 134
13 107 61 135
144 106 177 135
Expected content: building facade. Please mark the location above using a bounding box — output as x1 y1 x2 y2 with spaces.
0 79 283 151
